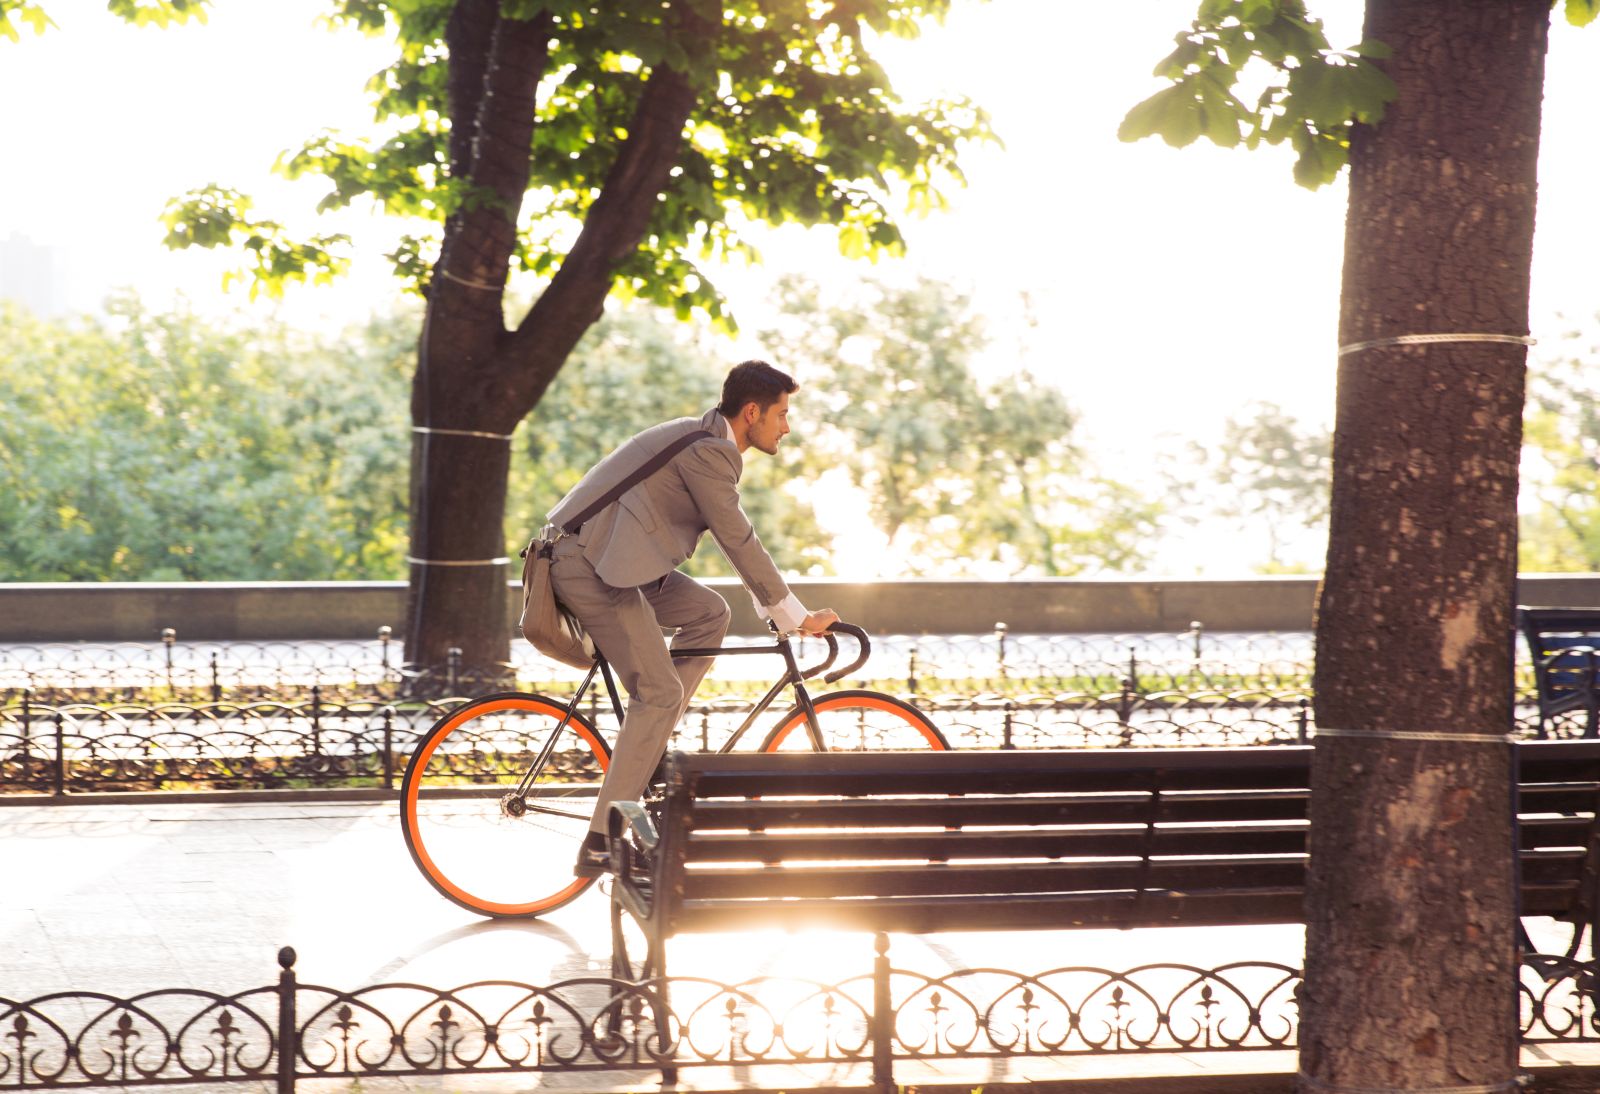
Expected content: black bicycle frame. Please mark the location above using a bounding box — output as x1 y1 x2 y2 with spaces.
508 630 852 810
598 635 827 752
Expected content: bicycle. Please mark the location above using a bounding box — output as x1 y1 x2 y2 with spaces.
399 621 948 918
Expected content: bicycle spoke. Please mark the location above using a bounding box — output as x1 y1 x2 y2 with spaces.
401 694 610 917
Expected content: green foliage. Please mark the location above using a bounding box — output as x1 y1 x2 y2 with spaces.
0 0 209 40
156 0 993 314
0 298 411 581
1200 402 1331 570
759 276 1162 577
103 0 208 28
1120 0 1396 189
1 286 1166 583
161 186 351 300
1520 331 1600 571
504 306 827 576
1567 0 1600 28
0 2 51 41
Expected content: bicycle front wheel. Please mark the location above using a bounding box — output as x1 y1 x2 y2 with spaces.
400 692 610 918
760 689 950 751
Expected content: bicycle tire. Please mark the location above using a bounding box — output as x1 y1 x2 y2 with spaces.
759 689 950 751
400 692 611 918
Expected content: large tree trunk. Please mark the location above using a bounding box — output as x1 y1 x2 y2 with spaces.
403 406 516 673
1300 1 1549 1089
400 2 702 678
400 3 548 678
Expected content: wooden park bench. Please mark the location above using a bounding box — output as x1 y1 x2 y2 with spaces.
1519 606 1600 738
605 742 1600 985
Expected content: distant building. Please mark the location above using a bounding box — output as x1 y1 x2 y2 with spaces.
0 233 57 315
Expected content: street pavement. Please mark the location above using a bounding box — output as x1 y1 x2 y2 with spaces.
0 796 1593 1091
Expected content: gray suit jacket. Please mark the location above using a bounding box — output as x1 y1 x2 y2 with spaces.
546 408 792 605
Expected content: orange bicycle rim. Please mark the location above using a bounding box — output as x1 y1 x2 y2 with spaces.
403 695 610 917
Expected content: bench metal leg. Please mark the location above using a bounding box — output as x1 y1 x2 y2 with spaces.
609 902 663 981
609 893 633 980
609 893 677 1079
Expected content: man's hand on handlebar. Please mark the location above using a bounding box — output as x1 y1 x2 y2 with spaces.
800 608 840 636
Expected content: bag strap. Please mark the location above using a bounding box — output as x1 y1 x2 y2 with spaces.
560 429 714 535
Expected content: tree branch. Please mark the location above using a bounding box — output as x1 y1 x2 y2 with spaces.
444 0 497 179
434 7 553 320
498 42 702 412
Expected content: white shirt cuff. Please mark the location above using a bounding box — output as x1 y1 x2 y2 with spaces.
752 591 808 633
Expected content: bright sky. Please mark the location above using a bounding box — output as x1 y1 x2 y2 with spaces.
3 1 1598 574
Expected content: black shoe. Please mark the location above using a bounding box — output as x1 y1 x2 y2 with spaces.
574 834 609 878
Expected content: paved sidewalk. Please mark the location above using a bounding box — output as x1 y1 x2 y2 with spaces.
1 796 1303 990
1 796 1594 1092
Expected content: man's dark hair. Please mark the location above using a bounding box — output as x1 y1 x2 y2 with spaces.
717 360 798 418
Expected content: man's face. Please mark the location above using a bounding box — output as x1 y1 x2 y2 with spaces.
748 392 791 456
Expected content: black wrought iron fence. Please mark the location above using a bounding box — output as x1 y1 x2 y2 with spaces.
0 692 1300 795
2 690 1580 796
2 944 1594 1092
1 625 1332 703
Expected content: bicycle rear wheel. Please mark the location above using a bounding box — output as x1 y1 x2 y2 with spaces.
400 692 610 918
760 689 950 751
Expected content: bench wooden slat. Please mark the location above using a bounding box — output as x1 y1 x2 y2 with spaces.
683 814 1594 864
1521 815 1600 851
675 746 1315 799
1521 849 1590 884
1518 787 1600 814
685 824 1310 863
670 888 1310 935
680 853 1584 902
691 789 1313 829
683 856 1309 901
1522 883 1589 916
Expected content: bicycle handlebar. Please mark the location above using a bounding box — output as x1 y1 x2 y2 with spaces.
822 622 871 684
798 632 840 681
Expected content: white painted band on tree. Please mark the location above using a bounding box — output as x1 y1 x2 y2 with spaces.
412 426 515 442
405 556 512 566
436 267 502 292
1315 727 1513 744
1336 332 1536 357
1295 1072 1518 1094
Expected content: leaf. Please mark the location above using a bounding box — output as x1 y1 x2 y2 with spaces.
1239 0 1280 26
1153 36 1202 79
1351 36 1393 60
0 1 54 41
1566 0 1600 27
1160 85 1204 148
1196 77 1243 147
1290 127 1346 190
837 221 868 260
1250 27 1286 64
1340 59 1397 124
1118 84 1197 145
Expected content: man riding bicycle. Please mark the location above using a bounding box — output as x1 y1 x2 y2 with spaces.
545 360 838 877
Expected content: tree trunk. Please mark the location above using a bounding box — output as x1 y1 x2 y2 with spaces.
402 420 515 674
398 2 702 676
1300 1 1549 1089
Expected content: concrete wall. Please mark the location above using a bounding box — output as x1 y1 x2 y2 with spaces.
2 574 1597 641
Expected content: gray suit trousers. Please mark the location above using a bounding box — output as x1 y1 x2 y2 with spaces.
549 535 731 836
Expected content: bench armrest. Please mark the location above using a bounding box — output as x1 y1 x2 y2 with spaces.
1536 645 1600 669
608 801 660 856
607 801 661 923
